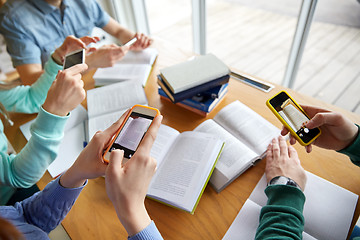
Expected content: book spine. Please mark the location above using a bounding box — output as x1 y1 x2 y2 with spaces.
159 74 230 103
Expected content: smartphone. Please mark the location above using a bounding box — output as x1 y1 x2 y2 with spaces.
124 37 137 47
63 49 85 69
103 105 160 163
266 91 321 146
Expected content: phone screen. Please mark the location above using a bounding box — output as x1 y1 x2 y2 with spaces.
269 91 320 144
64 50 84 69
108 111 154 159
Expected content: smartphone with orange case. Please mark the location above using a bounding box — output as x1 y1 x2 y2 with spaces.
266 91 321 146
103 105 160 163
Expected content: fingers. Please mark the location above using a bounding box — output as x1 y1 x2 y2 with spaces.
278 136 288 158
103 109 131 139
79 36 99 46
281 126 289 136
108 149 125 174
136 115 163 155
300 105 330 119
63 63 88 75
306 112 340 129
271 137 280 160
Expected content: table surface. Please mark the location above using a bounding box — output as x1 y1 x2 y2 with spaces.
5 39 360 240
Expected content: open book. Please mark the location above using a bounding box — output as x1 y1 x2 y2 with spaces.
223 171 358 240
93 48 158 87
87 81 148 140
148 124 224 214
194 101 280 192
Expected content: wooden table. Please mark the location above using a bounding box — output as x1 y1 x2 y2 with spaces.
5 39 360 239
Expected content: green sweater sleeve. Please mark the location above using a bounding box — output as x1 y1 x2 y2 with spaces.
0 107 68 204
338 124 360 166
255 185 306 240
0 57 62 113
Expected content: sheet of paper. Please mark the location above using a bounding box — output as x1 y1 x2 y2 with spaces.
86 81 147 118
222 199 316 240
47 122 85 177
249 172 358 240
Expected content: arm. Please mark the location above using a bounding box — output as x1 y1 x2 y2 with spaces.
0 64 87 188
20 177 85 233
105 114 163 239
255 136 307 240
338 124 360 165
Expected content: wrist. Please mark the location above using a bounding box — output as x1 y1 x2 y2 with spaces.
60 167 87 188
267 176 303 191
42 102 69 117
115 203 151 237
51 49 65 66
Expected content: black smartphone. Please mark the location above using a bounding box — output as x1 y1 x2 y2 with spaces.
63 49 85 69
266 91 321 146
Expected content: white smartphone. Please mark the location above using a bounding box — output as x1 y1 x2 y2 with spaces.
63 49 85 69
124 37 137 47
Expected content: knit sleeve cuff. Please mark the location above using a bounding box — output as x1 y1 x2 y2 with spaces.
43 54 63 75
338 124 360 165
265 185 306 213
30 107 69 139
128 221 163 240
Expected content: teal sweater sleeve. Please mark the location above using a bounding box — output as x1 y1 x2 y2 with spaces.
255 185 306 240
0 57 62 113
338 124 360 166
0 107 68 205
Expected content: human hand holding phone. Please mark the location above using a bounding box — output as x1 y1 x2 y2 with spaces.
59 110 131 188
105 114 162 236
42 63 87 117
267 91 321 147
103 105 160 163
281 105 359 153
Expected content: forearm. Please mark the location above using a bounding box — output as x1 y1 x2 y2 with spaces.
102 18 135 44
0 107 68 188
21 177 85 233
0 58 62 113
255 185 305 240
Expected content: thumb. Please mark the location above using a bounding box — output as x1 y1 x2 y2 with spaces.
306 112 338 129
107 149 125 173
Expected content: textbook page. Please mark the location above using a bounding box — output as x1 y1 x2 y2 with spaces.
93 64 152 87
214 100 280 155
86 81 147 140
147 131 223 213
248 172 358 240
87 81 147 118
194 119 258 192
150 124 179 166
118 48 158 65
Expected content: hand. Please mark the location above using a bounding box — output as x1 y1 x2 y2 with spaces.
281 105 359 153
52 35 99 65
42 64 87 116
129 33 153 51
86 44 130 69
105 115 162 236
59 110 131 188
265 136 307 191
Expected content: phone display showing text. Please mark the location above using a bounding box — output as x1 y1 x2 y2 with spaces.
110 112 154 158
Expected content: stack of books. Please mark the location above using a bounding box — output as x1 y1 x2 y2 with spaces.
157 53 230 116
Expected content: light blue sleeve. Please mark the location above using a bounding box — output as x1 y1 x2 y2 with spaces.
0 57 62 113
0 107 68 188
128 221 164 240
